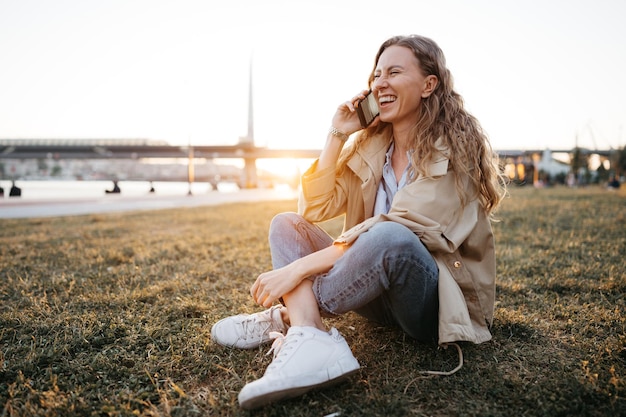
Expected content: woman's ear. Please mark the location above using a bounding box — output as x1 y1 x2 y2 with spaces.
421 75 438 98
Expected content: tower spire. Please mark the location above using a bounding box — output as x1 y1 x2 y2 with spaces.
246 57 254 145
240 55 258 188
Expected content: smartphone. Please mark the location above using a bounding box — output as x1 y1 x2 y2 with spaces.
356 90 380 128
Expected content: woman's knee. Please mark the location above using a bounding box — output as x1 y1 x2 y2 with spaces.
365 222 422 251
269 212 301 235
363 222 437 276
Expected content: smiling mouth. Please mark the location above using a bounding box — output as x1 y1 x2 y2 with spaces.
379 95 396 105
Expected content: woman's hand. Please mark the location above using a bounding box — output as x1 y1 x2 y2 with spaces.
331 89 375 136
250 245 346 308
250 263 302 308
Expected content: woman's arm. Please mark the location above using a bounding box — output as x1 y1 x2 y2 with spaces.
315 90 371 172
250 91 374 308
251 243 346 308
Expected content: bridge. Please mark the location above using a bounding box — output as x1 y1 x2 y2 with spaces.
0 138 322 160
0 138 612 161
0 138 324 188
0 138 617 188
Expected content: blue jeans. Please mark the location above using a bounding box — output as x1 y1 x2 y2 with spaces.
269 212 439 343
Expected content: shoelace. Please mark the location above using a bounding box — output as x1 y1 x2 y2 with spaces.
265 331 286 359
402 343 464 393
241 315 271 340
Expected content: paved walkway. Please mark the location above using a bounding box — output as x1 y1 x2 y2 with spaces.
0 188 298 219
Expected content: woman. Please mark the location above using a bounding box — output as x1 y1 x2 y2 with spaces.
211 34 506 410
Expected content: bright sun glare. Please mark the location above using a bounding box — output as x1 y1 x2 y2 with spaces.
256 158 314 182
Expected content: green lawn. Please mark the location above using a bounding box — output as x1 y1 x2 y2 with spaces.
1 186 624 416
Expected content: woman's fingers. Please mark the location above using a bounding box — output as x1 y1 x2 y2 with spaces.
251 264 300 307
341 89 371 112
250 278 259 299
251 273 277 306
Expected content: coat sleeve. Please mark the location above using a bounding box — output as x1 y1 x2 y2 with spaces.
297 160 350 223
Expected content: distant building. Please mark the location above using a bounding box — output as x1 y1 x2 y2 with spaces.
536 149 570 179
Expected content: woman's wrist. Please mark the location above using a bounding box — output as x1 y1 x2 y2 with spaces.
328 126 349 142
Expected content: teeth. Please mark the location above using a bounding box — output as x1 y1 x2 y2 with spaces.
379 96 396 103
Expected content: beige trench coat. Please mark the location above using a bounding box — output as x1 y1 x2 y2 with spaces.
299 133 496 345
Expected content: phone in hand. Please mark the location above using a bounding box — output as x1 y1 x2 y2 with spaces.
356 90 380 128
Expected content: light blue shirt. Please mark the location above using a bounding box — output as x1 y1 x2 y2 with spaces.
373 141 412 215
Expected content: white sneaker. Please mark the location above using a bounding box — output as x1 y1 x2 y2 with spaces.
238 326 360 410
211 305 288 349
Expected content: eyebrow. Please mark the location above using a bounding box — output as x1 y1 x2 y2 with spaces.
375 64 405 73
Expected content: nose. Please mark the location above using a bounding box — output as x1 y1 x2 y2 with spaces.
372 76 387 94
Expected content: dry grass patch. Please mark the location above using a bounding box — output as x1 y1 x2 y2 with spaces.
1 187 624 416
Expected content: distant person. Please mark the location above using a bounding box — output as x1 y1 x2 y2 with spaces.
211 34 507 409
149 181 155 193
0 186 4 197
9 181 21 197
105 180 121 194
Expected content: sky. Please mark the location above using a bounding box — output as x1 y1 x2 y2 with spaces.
1 0 625 153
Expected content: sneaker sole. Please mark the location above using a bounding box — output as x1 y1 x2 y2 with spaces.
239 365 360 410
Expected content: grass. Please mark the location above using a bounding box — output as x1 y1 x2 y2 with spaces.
0 185 625 416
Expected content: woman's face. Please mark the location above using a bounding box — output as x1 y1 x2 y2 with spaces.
371 45 434 128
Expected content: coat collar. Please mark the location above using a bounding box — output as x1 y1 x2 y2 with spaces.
346 134 390 182
346 133 451 179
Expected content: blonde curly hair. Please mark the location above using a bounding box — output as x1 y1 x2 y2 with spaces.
340 34 506 214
